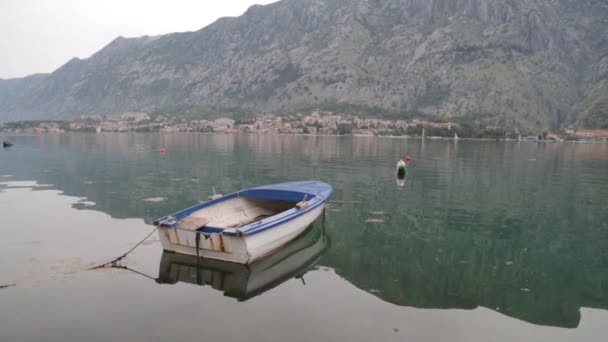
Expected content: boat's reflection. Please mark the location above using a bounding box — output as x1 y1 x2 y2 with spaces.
396 176 406 187
396 172 407 187
156 223 327 301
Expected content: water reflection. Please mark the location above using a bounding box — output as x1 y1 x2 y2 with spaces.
1 134 607 330
157 224 327 301
323 201 608 328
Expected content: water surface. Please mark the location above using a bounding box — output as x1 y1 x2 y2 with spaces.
1 134 607 341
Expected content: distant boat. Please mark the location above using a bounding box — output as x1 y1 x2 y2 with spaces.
3 141 13 148
156 223 327 301
396 160 407 179
154 181 332 264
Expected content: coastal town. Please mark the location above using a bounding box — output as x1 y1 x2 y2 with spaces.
0 111 454 135
1 110 607 142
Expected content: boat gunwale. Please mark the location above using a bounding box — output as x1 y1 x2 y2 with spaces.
154 182 332 237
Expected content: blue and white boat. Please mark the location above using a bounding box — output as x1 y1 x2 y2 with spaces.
154 181 332 264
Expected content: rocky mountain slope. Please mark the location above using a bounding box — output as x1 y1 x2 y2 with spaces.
1 0 607 130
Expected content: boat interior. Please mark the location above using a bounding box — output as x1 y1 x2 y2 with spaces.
397 166 406 179
178 197 299 231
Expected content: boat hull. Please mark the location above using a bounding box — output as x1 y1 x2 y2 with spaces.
158 203 325 264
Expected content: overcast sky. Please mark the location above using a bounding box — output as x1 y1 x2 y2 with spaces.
0 0 278 79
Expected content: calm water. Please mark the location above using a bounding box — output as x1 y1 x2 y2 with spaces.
1 134 607 342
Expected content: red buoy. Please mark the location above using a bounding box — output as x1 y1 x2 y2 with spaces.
405 155 412 163
160 148 167 154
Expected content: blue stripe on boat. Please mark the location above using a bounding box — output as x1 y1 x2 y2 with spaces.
153 181 332 236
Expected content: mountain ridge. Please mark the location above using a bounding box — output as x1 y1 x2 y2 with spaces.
1 0 607 130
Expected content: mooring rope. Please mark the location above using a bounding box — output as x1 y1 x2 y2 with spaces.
106 265 158 282
89 226 158 270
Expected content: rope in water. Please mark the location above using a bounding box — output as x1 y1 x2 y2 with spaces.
89 226 158 270
106 265 158 282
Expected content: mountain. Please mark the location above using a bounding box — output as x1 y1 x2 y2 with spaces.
1 0 607 131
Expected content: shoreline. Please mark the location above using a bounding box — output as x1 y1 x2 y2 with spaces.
2 131 607 144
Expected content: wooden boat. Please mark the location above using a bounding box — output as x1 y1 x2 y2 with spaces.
156 223 327 301
154 181 332 264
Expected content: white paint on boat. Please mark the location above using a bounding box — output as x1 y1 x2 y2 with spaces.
156 181 331 264
158 202 325 264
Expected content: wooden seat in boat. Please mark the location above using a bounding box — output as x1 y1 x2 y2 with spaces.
178 216 210 230
225 214 272 229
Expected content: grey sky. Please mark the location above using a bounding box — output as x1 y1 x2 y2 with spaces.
0 0 278 79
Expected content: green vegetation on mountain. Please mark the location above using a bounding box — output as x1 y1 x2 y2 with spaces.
0 0 606 130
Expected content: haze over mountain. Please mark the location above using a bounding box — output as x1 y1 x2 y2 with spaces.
1 0 607 131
